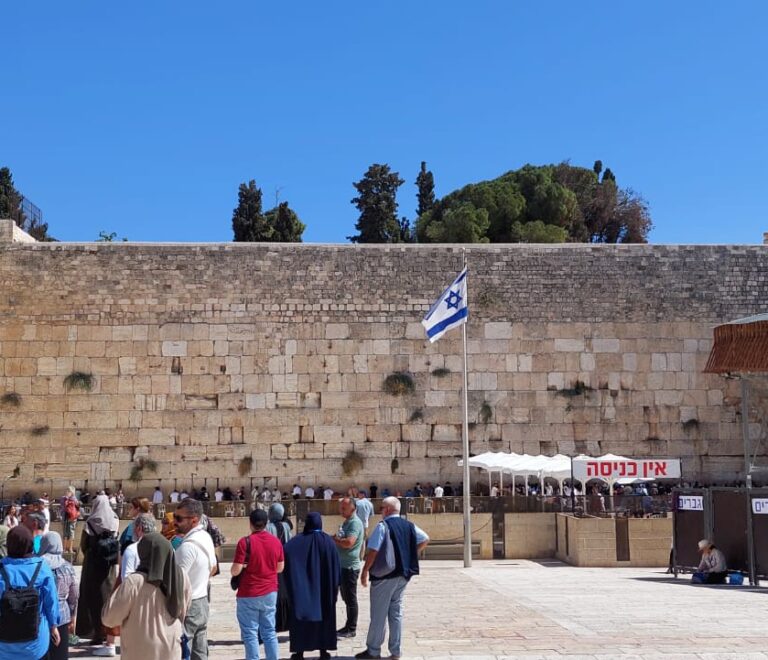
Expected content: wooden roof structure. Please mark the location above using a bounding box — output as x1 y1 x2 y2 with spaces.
705 314 768 374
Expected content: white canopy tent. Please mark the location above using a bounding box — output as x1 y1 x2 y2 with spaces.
459 452 667 496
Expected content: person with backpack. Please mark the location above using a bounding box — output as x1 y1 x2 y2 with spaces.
230 509 284 660
60 487 80 556
0 526 60 659
76 494 119 657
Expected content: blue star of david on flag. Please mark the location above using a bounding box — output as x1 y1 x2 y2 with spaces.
422 268 468 343
445 289 462 310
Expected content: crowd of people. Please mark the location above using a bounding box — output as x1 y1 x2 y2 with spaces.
0 485 429 660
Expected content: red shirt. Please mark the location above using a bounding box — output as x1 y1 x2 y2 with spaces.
233 531 284 597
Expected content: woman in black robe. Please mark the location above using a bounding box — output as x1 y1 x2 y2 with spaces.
283 512 340 660
76 494 119 648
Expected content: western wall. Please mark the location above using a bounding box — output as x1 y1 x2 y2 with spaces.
1 219 766 495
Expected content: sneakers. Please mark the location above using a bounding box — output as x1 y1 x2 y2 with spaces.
337 627 357 638
92 645 117 657
354 652 381 659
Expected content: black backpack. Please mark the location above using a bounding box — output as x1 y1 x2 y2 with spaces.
0 561 42 643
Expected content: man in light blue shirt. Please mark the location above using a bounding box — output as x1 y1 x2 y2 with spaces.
355 494 374 531
356 497 428 660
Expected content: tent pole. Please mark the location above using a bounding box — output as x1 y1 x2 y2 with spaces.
741 378 757 585
460 249 472 569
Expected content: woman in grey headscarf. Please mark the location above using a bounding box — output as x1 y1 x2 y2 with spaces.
76 494 120 652
267 503 293 633
102 533 190 660
40 531 78 660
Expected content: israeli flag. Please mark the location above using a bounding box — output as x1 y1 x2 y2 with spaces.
422 268 468 343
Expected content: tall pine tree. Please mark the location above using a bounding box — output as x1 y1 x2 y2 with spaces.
415 161 436 218
264 201 306 242
348 164 404 243
0 167 24 225
232 180 272 241
0 167 53 240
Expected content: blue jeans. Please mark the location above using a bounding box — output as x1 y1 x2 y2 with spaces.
236 592 278 660
365 576 408 657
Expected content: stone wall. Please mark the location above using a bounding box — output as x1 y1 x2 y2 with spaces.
0 240 767 495
555 514 672 567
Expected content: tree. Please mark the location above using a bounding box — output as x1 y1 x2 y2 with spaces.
0 166 53 240
96 231 128 242
264 202 306 242
0 167 23 224
417 161 651 244
415 161 436 218
348 164 405 243
232 180 272 241
424 203 490 243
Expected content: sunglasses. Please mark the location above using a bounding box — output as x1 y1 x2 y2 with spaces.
173 514 194 522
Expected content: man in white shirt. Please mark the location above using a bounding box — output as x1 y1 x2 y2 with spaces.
121 513 155 579
180 489 189 500
38 497 51 533
175 498 217 660
305 485 315 499
272 488 282 502
214 488 224 502
152 486 164 505
292 484 302 500
170 489 180 503
324 486 334 500
260 487 272 504
433 484 444 498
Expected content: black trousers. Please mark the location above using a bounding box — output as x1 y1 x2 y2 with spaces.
44 623 69 660
340 568 360 632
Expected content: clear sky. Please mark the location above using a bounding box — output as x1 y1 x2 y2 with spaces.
3 2 766 244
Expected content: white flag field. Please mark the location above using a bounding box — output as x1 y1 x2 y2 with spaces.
421 268 468 343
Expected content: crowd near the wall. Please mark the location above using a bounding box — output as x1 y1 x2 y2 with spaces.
0 485 429 660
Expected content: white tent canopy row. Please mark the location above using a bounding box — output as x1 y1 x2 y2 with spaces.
458 452 681 493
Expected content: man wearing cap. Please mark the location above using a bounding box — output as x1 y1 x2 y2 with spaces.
695 539 727 584
231 509 285 660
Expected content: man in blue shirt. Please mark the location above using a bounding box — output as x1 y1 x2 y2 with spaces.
354 494 374 531
355 497 428 660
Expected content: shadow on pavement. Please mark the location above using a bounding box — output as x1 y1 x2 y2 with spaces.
629 576 768 592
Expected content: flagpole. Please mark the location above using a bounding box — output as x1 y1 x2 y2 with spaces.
461 248 472 568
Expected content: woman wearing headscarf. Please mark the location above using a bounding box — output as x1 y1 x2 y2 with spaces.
160 512 183 549
266 503 293 633
40 531 78 660
102 533 190 660
76 493 119 655
0 526 60 660
283 512 340 660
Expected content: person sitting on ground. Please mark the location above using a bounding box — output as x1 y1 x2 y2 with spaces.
694 539 728 584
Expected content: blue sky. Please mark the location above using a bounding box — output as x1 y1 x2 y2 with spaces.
3 2 766 244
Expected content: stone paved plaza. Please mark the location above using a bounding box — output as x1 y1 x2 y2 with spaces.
70 559 768 660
